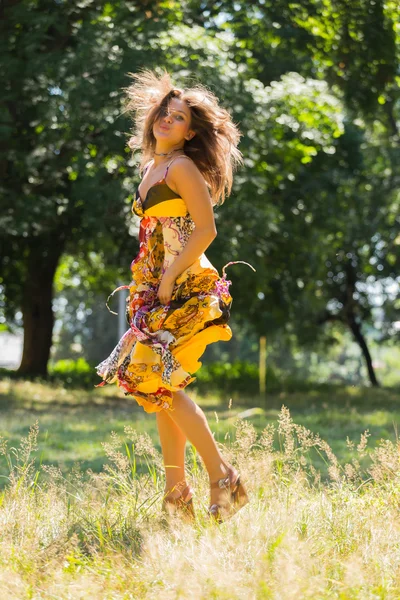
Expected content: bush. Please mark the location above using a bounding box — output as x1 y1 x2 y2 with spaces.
49 358 98 388
191 360 348 397
192 360 266 395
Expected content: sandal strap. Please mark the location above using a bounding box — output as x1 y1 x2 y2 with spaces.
164 484 193 504
210 476 230 489
181 485 194 503
210 473 240 490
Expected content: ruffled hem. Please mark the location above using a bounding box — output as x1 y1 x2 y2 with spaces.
116 324 232 414
95 261 255 413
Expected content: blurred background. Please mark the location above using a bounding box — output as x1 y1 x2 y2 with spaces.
1 0 400 396
2 6 400 595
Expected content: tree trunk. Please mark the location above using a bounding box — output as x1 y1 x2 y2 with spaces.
343 259 380 387
17 235 64 378
318 258 381 387
346 312 380 387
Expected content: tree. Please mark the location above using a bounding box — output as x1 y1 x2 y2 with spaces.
1 1 172 375
2 0 399 387
183 0 400 385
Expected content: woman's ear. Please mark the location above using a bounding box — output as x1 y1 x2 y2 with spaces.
186 130 196 141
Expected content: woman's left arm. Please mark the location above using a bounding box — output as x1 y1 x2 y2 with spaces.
157 159 217 305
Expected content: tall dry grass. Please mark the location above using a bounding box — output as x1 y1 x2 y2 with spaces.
0 406 399 599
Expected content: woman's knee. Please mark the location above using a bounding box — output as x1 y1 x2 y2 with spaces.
172 390 198 414
171 390 185 409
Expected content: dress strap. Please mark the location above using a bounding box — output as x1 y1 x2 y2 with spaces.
164 154 192 179
142 159 154 176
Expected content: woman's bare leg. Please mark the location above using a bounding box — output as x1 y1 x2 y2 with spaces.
167 390 237 506
156 408 188 499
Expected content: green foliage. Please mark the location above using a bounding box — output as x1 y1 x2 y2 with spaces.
182 0 400 384
49 358 98 388
0 1 178 320
194 360 263 395
191 0 400 126
2 0 399 384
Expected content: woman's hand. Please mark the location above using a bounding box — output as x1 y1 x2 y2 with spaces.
157 271 176 306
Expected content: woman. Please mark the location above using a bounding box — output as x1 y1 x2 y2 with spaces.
96 69 255 523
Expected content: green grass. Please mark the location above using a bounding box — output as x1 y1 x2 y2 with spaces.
0 378 399 487
1 378 400 598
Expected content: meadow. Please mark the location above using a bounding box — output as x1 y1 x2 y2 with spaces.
0 378 399 599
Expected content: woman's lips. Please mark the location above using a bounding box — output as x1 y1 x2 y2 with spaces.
159 125 170 131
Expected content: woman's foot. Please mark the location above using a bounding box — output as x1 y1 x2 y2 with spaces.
209 464 238 507
164 480 189 499
162 481 195 521
208 464 249 523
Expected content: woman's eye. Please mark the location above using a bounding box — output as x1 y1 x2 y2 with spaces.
161 109 184 121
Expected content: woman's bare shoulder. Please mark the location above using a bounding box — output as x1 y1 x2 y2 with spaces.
167 155 201 181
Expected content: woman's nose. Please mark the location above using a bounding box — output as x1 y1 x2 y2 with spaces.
164 113 172 123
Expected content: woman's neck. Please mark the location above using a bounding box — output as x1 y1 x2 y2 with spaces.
152 144 185 167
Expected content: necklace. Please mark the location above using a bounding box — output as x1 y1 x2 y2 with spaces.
153 147 184 157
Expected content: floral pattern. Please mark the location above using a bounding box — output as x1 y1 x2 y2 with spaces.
95 179 255 414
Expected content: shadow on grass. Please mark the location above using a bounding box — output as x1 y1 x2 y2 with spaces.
0 377 399 491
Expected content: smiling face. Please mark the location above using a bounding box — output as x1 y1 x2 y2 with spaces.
153 97 196 147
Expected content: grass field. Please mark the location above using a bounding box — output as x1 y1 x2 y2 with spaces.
0 378 399 598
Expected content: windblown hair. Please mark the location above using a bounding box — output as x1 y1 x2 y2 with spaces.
122 68 243 206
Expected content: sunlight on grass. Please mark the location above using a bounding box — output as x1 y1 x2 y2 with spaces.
0 379 399 597
0 394 400 597
1 378 400 484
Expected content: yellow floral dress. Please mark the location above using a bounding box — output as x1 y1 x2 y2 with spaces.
95 156 255 413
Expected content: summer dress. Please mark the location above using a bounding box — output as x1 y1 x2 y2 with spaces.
95 155 254 413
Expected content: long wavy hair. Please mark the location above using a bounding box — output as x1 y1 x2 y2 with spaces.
122 68 243 206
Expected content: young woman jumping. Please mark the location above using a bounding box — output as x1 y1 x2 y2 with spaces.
96 69 255 523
